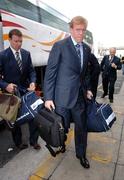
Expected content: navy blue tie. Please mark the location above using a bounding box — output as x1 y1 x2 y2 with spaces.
75 44 81 59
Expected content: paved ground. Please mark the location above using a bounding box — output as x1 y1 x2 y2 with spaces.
0 123 29 168
0 71 124 180
97 72 124 97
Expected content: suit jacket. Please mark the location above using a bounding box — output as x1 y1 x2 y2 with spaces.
0 47 36 91
44 36 92 108
101 55 122 79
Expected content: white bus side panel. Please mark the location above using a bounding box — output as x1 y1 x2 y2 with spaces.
0 10 67 66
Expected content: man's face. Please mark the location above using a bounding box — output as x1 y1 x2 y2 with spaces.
110 48 116 57
70 23 86 43
9 35 22 51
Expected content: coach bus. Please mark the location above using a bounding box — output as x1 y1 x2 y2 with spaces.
0 0 93 88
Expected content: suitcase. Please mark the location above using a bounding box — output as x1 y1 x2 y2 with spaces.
34 108 65 157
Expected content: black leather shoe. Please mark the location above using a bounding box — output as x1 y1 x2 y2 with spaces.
30 143 41 150
110 99 113 103
76 156 90 169
17 144 28 150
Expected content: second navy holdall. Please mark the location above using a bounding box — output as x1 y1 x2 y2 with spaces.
87 100 116 132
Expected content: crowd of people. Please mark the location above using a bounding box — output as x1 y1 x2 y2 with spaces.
0 15 123 169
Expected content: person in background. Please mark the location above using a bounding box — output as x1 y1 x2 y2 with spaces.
101 47 122 103
121 56 124 75
0 29 41 150
88 53 100 99
43 16 93 169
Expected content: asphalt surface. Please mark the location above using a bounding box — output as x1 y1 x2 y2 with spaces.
97 73 124 97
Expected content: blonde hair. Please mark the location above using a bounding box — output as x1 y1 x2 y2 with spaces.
69 16 88 28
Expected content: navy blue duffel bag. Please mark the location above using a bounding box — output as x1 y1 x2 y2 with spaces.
16 91 44 125
86 100 116 132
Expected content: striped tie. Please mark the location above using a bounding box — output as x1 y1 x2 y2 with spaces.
75 44 81 59
15 52 22 72
75 43 84 68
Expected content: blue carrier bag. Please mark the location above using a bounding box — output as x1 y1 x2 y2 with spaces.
16 91 43 125
87 100 116 132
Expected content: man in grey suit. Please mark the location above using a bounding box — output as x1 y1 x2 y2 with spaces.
44 16 93 168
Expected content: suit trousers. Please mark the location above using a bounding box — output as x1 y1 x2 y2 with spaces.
55 94 87 158
11 119 39 146
102 76 116 100
102 76 109 96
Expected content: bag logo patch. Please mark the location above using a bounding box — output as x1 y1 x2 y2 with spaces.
30 99 43 110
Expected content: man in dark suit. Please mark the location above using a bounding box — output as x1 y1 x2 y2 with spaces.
101 47 122 103
44 16 93 168
0 29 41 150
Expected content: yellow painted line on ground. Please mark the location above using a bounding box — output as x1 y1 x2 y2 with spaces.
29 130 115 179
29 175 42 180
30 156 58 179
29 129 74 180
88 133 116 143
88 152 112 163
88 133 114 164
